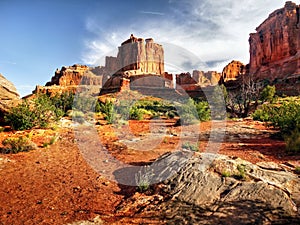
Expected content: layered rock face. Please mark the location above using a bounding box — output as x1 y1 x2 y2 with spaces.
34 64 104 96
46 64 102 87
115 35 164 76
249 1 300 81
176 71 221 87
222 60 246 82
0 73 20 117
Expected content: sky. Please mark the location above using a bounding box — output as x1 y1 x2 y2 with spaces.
0 0 293 97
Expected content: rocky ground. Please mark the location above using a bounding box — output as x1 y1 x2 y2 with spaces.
0 118 299 224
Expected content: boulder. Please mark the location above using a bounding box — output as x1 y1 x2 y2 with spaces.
0 73 20 116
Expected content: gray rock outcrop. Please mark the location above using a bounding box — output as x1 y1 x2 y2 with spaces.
118 152 300 224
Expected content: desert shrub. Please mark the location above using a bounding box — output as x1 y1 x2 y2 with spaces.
97 101 116 124
115 100 132 119
252 100 300 134
284 129 300 153
2 136 37 154
178 98 199 125
195 101 211 121
178 98 211 124
182 142 199 152
33 94 64 128
129 106 145 120
130 105 153 120
5 100 35 130
5 94 64 130
260 85 276 103
50 92 74 114
251 105 271 122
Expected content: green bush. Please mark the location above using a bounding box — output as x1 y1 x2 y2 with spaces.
129 106 144 120
2 136 37 154
252 106 271 122
252 100 300 134
260 85 276 103
5 100 35 130
178 98 211 124
5 94 64 130
33 94 64 128
97 101 116 124
195 101 211 121
178 98 199 125
50 92 74 114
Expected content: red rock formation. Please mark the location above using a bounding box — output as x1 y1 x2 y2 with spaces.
222 60 246 82
191 70 221 86
249 1 300 81
46 64 102 86
116 35 164 76
34 64 104 96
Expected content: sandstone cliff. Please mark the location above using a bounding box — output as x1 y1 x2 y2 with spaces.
249 1 300 81
0 73 20 117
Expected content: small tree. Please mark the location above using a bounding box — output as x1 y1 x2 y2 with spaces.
226 75 261 118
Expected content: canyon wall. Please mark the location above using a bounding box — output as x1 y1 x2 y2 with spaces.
249 1 300 81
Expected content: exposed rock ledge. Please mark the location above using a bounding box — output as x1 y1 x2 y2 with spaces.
114 152 300 224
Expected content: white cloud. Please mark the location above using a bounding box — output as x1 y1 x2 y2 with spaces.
82 0 287 72
139 11 165 16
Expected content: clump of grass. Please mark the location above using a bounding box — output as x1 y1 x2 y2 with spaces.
182 142 199 152
2 136 37 154
43 134 59 148
221 171 231 177
135 166 154 192
234 164 247 180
